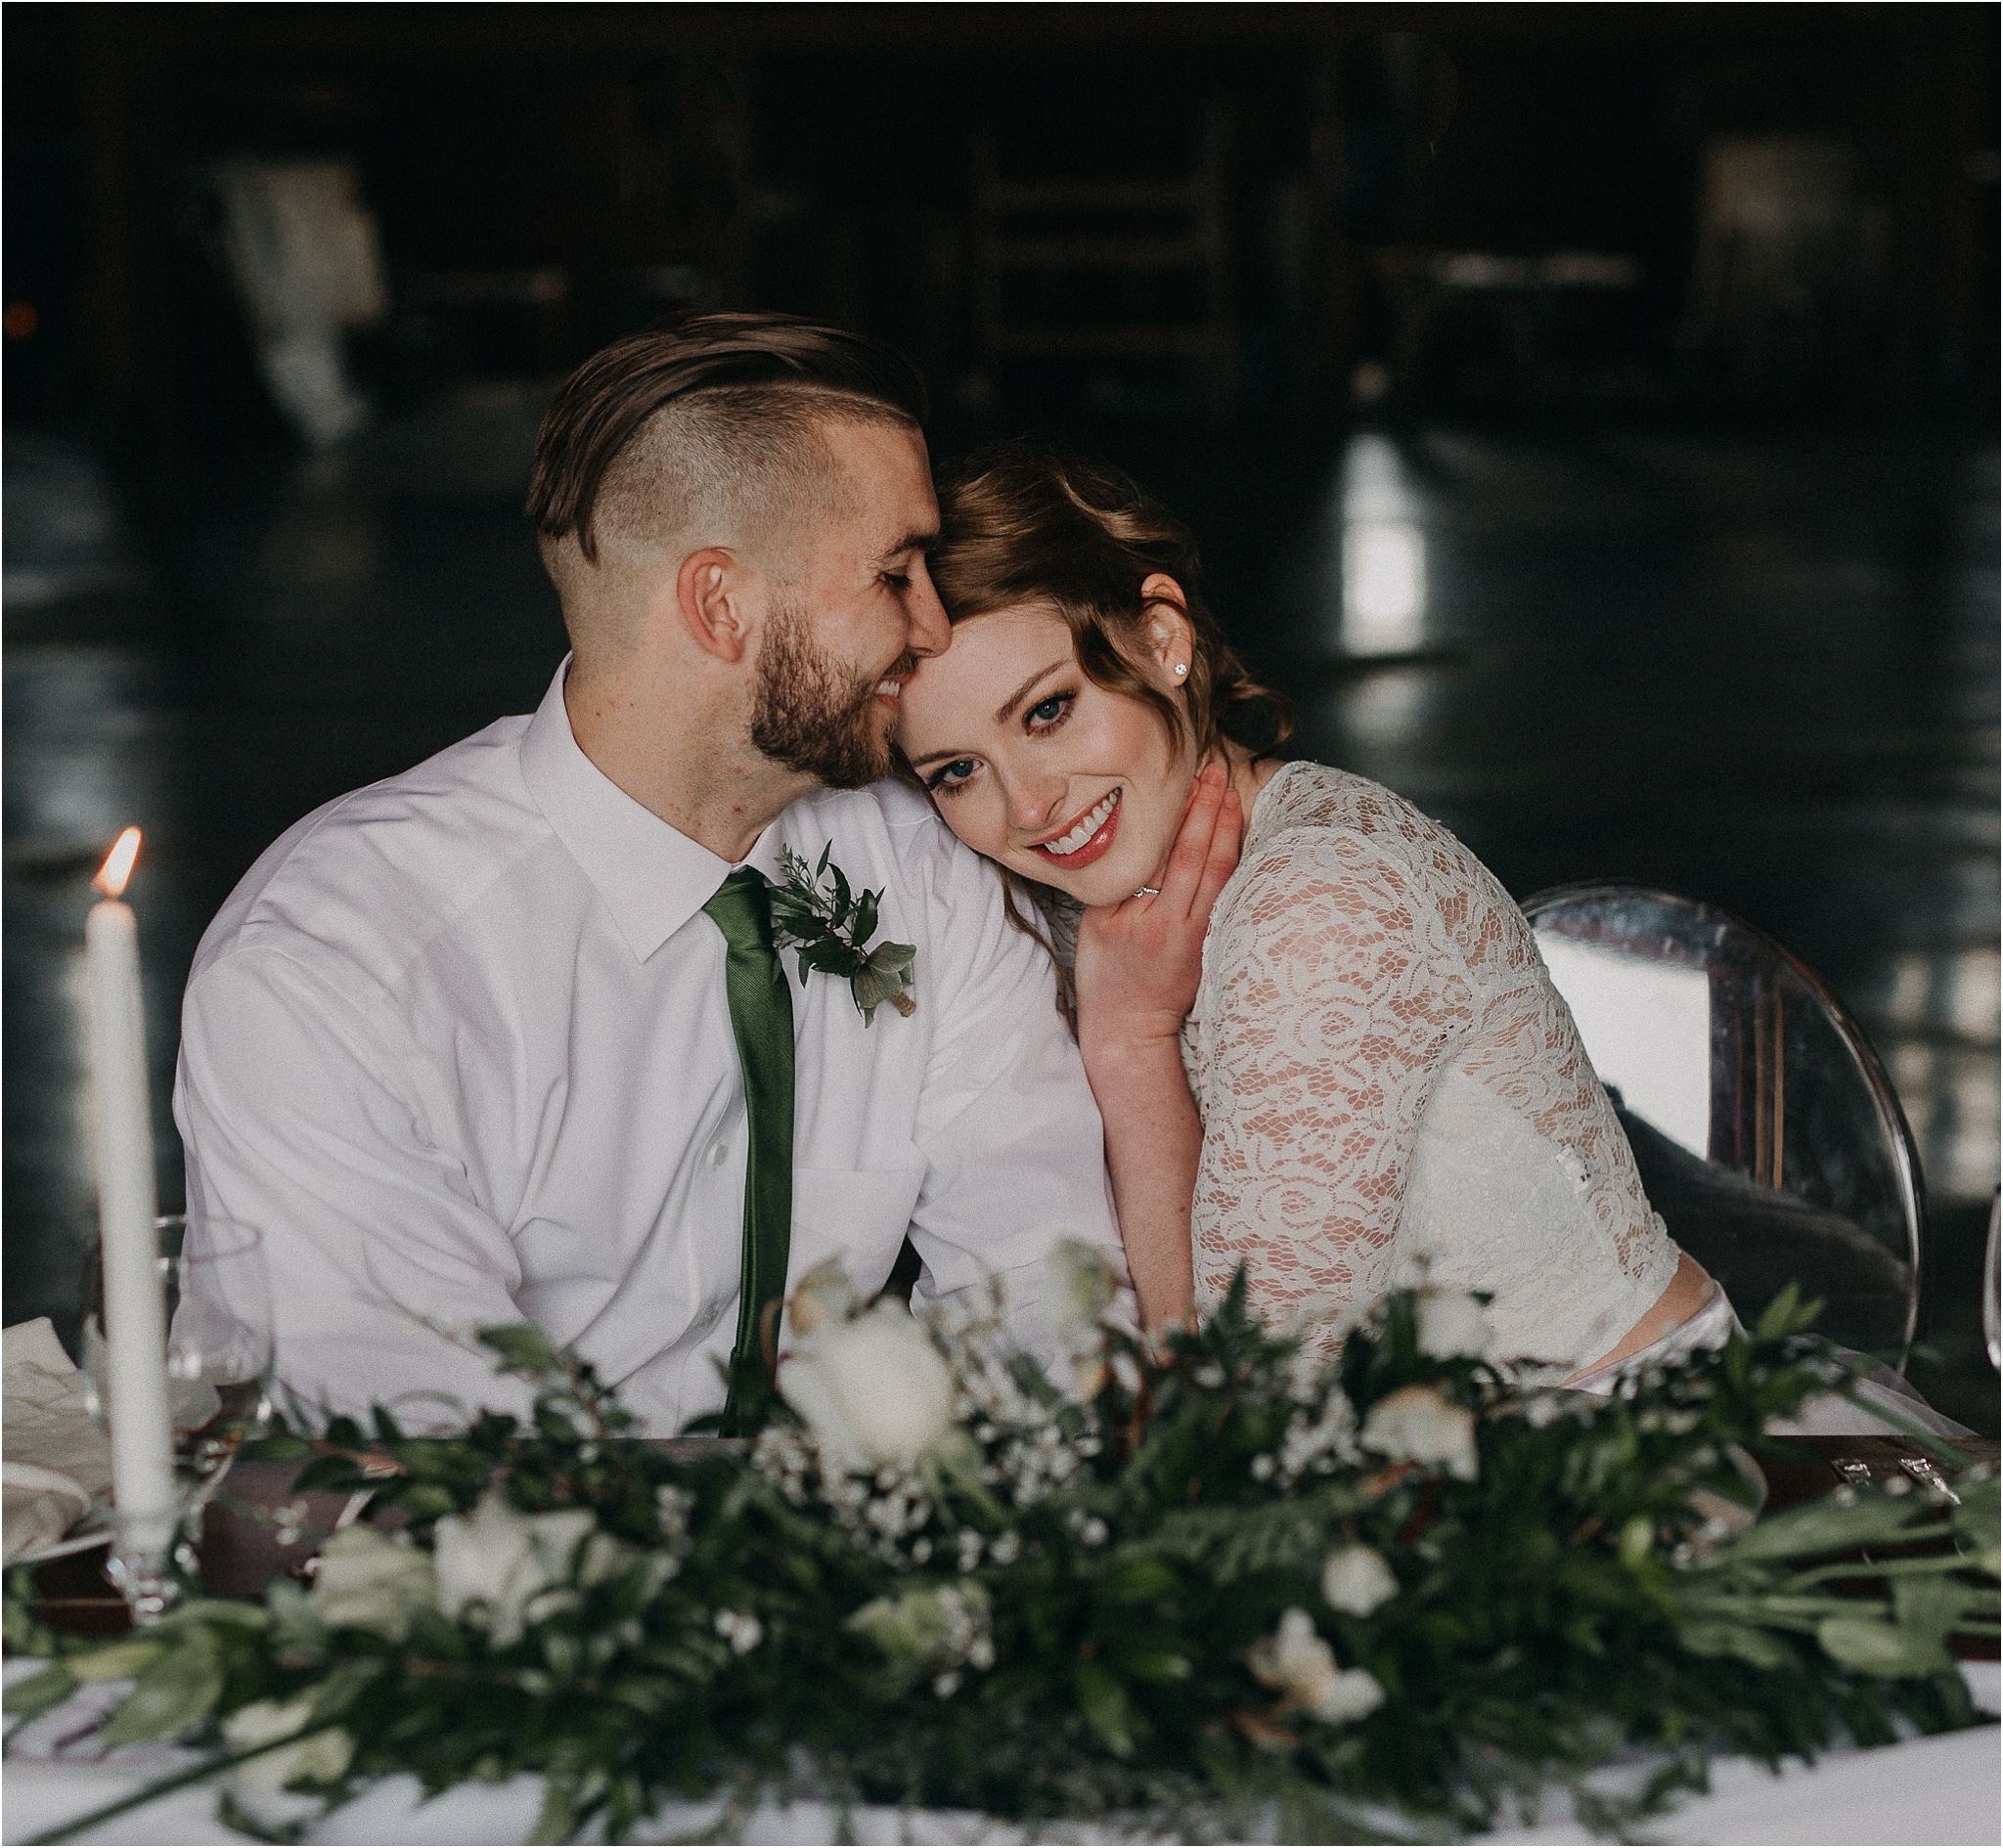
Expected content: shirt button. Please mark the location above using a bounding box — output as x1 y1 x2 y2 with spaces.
697 1301 722 1329
707 1140 729 1167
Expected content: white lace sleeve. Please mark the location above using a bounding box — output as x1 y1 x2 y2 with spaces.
1185 769 1673 1359
1186 824 1478 1340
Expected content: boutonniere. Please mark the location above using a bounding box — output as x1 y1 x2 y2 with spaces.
768 846 917 1025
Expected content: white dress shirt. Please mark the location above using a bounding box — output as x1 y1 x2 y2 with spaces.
174 663 1123 1434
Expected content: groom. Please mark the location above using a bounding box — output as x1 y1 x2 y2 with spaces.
174 314 1124 1434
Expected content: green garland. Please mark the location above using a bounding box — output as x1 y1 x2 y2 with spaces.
4 1266 1995 1845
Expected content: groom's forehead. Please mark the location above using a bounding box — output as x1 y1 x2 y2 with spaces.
810 420 937 555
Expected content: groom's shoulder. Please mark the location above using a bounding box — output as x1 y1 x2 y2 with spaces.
192 716 552 990
780 778 993 909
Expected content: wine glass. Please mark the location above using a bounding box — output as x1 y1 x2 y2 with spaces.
83 1214 273 1620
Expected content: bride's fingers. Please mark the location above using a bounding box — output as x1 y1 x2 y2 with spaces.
1189 788 1242 924
1157 767 1227 912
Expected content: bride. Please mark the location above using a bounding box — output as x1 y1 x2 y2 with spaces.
896 442 1720 1380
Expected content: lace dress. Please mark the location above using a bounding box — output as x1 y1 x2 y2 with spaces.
1180 762 1680 1370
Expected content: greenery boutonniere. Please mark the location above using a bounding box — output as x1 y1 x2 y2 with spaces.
768 845 917 1025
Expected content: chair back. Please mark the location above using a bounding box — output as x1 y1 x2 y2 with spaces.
1522 882 1921 1367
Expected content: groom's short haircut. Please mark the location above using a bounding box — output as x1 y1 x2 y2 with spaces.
527 314 927 587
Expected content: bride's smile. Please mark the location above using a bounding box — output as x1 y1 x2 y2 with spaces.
896 600 1197 905
1029 786 1122 867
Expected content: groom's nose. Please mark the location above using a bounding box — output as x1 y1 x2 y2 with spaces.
902 560 951 659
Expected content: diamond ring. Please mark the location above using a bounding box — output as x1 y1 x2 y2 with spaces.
1133 886 1161 898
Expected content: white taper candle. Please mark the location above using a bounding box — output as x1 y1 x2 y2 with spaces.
86 827 176 1523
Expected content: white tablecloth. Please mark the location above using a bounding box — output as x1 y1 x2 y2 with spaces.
4 1663 1995 1846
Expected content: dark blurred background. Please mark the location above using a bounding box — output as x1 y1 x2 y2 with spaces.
6 4 1996 1425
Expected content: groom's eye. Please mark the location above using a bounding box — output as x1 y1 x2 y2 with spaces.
881 571 912 592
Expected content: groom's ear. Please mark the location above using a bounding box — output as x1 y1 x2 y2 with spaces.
1138 572 1195 685
675 549 752 664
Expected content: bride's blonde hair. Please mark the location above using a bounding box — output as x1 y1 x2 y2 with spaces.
920 442 1292 1021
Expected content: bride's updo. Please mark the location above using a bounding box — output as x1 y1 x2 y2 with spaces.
925 444 1291 1023
929 442 1291 760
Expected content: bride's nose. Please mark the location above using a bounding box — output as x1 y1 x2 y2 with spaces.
1000 767 1067 834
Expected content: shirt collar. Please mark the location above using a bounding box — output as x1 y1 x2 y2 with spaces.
518 660 786 962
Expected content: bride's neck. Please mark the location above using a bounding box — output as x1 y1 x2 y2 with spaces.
1210 741 1284 820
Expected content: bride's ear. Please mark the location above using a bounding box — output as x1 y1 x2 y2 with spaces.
1138 573 1195 688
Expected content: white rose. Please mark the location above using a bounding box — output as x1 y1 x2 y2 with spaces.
1045 1239 1118 1350
1248 1607 1338 1712
431 1490 596 1647
1359 1384 1479 1481
306 1524 436 1642
1312 1664 1387 1725
1320 1545 1399 1618
223 1696 356 1795
1248 1610 1386 1728
1414 1293 1492 1360
787 1254 859 1338
779 1297 953 1472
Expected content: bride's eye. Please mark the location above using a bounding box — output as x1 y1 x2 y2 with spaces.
925 758 980 797
1026 691 1074 729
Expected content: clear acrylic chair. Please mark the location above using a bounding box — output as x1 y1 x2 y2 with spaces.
1521 882 1922 1368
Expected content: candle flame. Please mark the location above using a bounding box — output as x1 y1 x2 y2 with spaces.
95 827 142 899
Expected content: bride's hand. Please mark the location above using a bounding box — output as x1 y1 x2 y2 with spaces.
1074 764 1243 1051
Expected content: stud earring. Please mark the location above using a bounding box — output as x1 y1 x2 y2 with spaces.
1174 662 1188 678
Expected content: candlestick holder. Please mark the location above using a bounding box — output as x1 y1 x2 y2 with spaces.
103 1505 181 1626
84 1214 274 1624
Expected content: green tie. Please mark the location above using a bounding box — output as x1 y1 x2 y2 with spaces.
702 868 796 1433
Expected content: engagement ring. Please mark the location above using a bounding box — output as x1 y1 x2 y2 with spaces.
1134 886 1161 898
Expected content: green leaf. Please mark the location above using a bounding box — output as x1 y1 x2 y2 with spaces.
1074 1659 1137 1757
531 1777 576 1846
67 1637 166 1683
1703 1487 1936 1563
1953 1478 1999 1575
1816 1614 1950 1678
1097 1558 1180 1605
1755 1284 1824 1342
102 1629 227 1743
479 1324 562 1375
1676 1619 1794 1671
291 1453 366 1494
160 1599 270 1635
1893 1571 1996 1644
853 891 879 945
2 1662 77 1720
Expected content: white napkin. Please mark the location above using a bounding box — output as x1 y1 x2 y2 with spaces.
3 1318 114 1563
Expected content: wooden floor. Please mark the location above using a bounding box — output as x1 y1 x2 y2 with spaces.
5 400 1995 1429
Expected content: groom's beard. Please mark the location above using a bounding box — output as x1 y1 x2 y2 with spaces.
750 602 910 791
